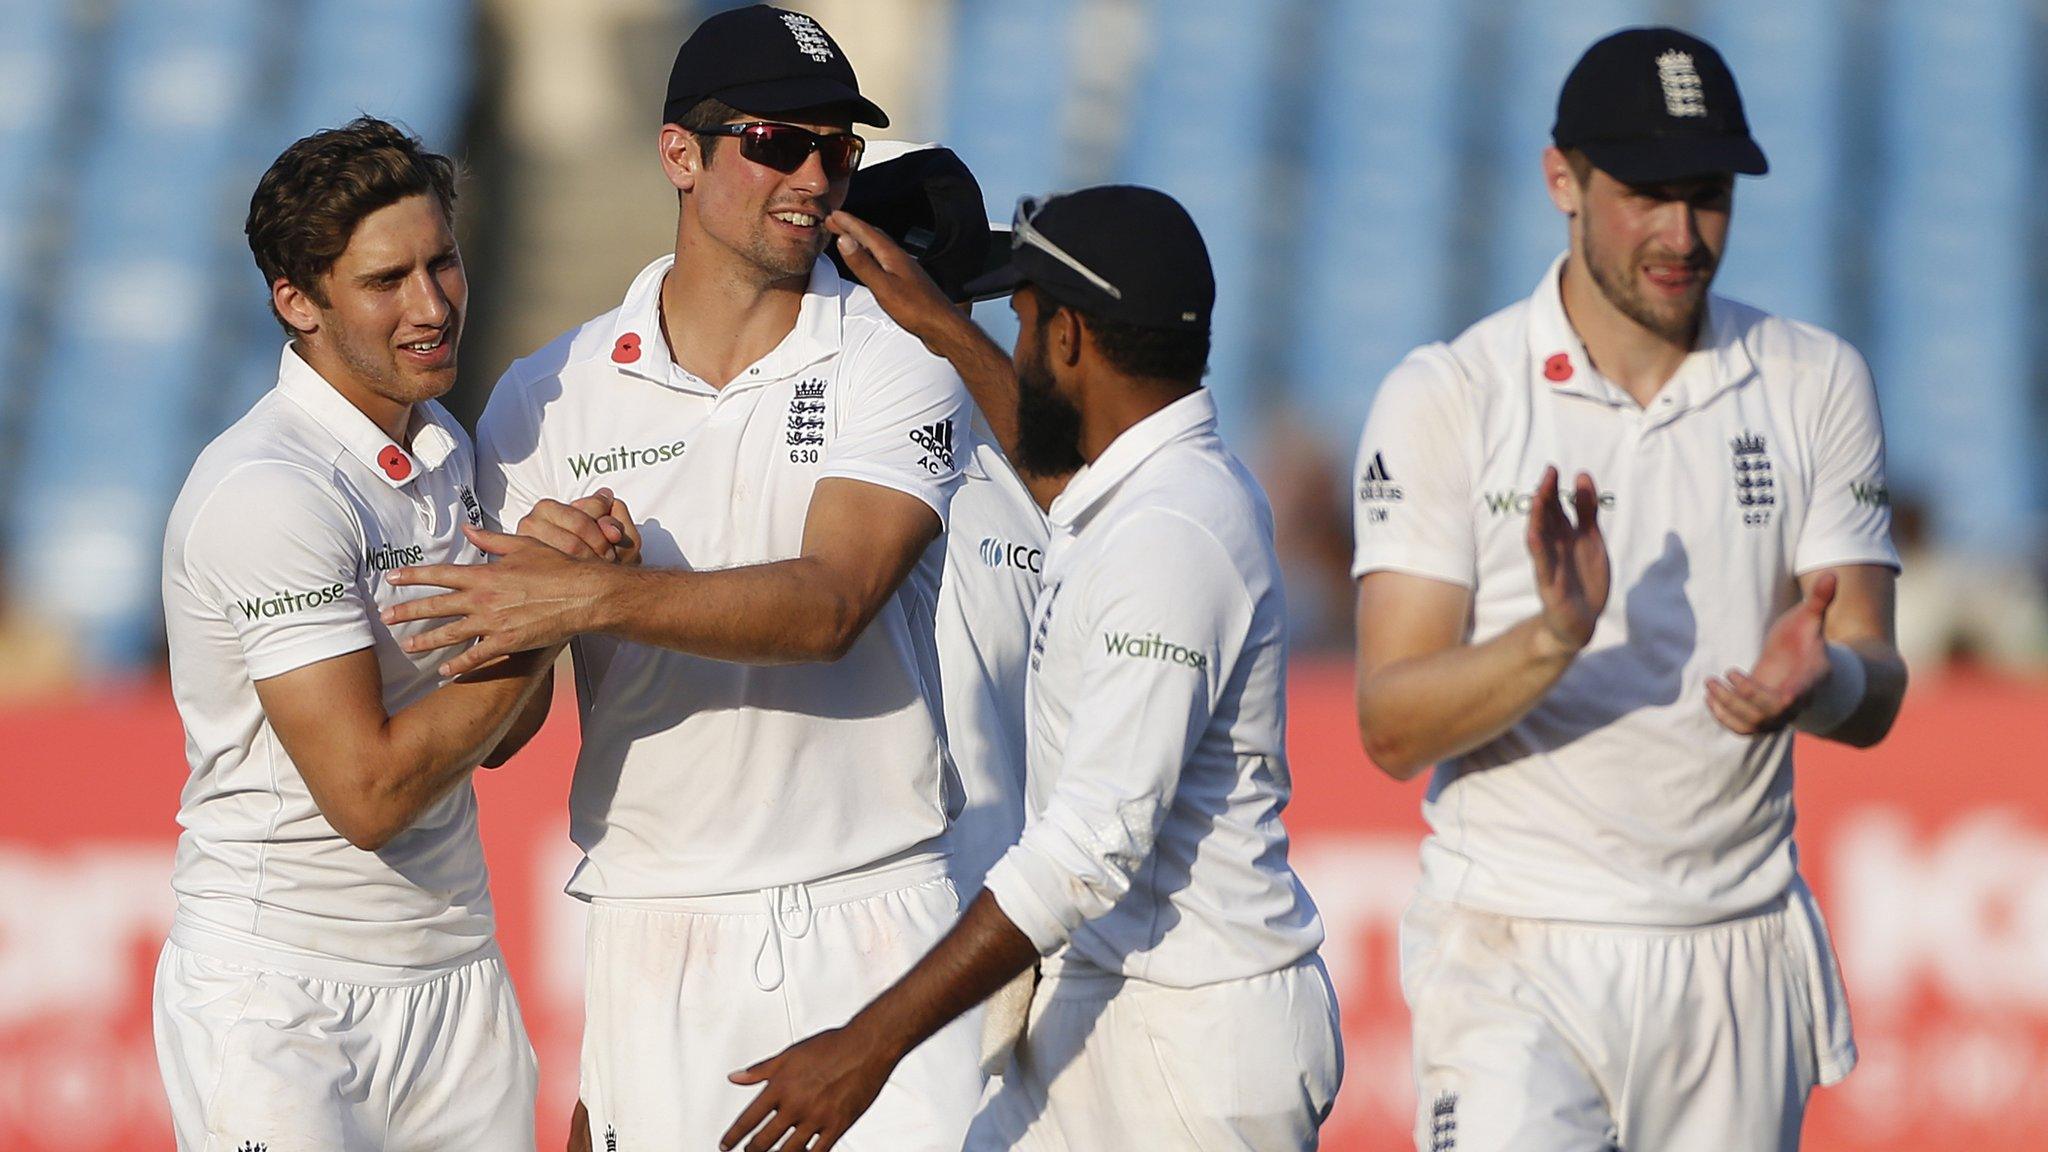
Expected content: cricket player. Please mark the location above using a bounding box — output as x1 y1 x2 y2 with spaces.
722 186 1342 1152
154 117 636 1151
833 139 1055 898
382 8 984 1148
1351 28 1908 1151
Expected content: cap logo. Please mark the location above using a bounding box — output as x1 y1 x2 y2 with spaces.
781 13 834 63
1656 50 1708 118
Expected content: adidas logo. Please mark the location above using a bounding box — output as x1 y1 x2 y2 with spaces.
1357 451 1403 504
910 419 956 474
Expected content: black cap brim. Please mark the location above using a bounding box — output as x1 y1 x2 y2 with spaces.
706 75 889 128
959 230 1023 302
1578 134 1768 184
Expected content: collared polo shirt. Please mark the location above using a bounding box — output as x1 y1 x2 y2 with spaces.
1352 254 1899 926
935 413 1049 896
161 345 493 974
982 390 1325 987
476 255 970 899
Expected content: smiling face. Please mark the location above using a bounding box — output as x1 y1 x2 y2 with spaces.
667 114 857 283
280 193 466 409
1550 150 1733 345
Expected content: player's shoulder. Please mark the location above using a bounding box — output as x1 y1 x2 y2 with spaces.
183 392 344 492
171 421 358 557
836 277 953 379
1714 293 1869 385
492 304 632 406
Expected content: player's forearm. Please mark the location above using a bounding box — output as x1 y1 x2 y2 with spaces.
918 309 1019 447
586 559 874 664
483 664 556 767
347 646 561 849
848 890 1040 1064
1357 614 1578 780
1814 639 1907 748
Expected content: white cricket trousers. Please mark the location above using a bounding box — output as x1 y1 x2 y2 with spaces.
1401 877 1856 1152
578 852 984 1151
153 933 537 1151
966 954 1344 1150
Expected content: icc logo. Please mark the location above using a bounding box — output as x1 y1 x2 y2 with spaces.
979 537 1043 574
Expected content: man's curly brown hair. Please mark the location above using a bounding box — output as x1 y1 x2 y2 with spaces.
245 116 458 333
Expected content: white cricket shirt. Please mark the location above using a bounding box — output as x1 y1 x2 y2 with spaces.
162 345 494 974
983 390 1325 986
1352 255 1899 926
934 413 1048 896
476 255 970 899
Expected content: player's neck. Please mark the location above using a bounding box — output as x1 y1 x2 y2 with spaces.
1077 373 1197 465
294 341 413 444
662 234 808 389
1558 257 1695 409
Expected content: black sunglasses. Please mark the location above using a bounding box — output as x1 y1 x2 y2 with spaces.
693 122 866 181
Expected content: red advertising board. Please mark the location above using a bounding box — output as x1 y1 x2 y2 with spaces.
1 663 2043 1150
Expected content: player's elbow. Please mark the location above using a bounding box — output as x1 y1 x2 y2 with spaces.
1359 727 1433 781
328 804 405 853
803 584 878 662
1355 687 1431 781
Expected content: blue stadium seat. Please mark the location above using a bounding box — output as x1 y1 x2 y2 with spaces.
8 0 269 669
1870 0 2037 553
0 0 71 462
1479 0 1656 310
1281 0 1467 459
1690 0 1846 331
937 0 1078 361
1118 0 1290 439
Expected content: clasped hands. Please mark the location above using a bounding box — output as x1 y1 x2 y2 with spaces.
381 489 640 677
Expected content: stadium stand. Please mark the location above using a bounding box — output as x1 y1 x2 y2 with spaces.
1281 0 1467 458
936 0 1078 359
0 0 473 672
1119 0 1290 438
1872 0 2039 557
7 0 270 669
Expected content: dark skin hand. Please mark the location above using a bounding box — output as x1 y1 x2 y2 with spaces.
719 891 1039 1152
826 209 1068 508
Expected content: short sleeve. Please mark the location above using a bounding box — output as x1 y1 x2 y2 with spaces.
1350 348 1478 585
1794 343 1901 575
983 511 1247 953
474 366 552 533
182 463 373 681
820 327 970 524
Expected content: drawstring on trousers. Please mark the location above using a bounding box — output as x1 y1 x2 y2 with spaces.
752 882 816 992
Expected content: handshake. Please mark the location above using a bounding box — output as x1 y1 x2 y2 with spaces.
515 489 642 567
381 488 643 677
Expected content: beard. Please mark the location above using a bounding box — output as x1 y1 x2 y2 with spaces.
1582 205 1718 345
1013 341 1085 478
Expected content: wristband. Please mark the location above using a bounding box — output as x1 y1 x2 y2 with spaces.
1794 642 1866 735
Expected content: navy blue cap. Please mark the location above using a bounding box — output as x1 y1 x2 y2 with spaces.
664 5 888 129
1553 27 1766 182
963 185 1214 331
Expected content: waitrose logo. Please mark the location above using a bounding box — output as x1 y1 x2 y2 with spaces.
1103 630 1208 668
237 582 346 620
367 541 425 572
567 438 686 480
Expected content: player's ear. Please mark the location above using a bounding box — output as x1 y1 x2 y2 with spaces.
660 124 701 193
273 277 321 336
1054 306 1084 368
1543 146 1582 217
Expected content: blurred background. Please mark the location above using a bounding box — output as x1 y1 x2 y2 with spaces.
1 1 2045 1150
